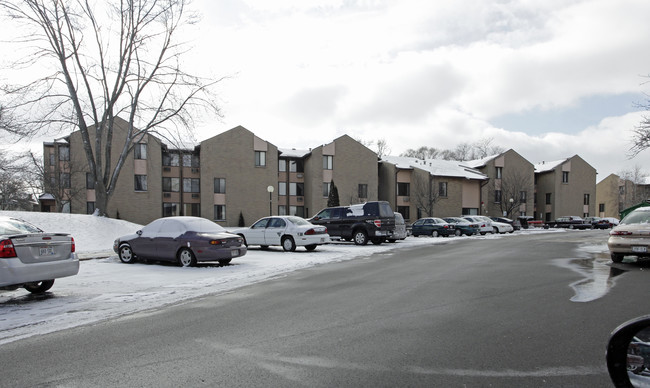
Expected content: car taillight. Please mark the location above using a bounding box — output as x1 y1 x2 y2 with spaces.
610 230 633 236
71 237 76 253
305 229 315 235
210 239 224 245
374 220 381 228
443 225 449 229
0 239 17 258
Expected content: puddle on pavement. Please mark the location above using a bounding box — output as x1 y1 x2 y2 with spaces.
553 249 629 303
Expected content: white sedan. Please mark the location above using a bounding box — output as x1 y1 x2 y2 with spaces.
233 216 330 252
490 220 514 234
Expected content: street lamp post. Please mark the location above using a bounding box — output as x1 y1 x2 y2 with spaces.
267 185 274 216
507 198 514 217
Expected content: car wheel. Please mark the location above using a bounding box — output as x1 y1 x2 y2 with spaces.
454 229 461 236
353 230 368 245
611 253 624 263
387 239 397 243
218 259 232 265
118 244 137 264
23 280 55 294
282 236 296 252
569 224 575 229
431 230 439 237
493 227 499 234
371 237 383 245
178 248 196 267
305 244 317 251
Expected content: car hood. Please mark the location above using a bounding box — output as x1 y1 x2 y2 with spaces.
117 233 139 242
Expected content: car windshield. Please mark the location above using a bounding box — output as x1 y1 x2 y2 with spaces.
0 218 43 235
186 218 227 233
621 210 650 225
287 216 309 226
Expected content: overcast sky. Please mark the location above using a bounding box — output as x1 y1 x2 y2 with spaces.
181 0 650 182
3 0 650 182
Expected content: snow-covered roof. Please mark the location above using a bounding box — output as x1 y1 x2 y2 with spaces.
278 148 311 158
462 154 500 168
381 156 488 180
534 159 567 173
38 193 55 200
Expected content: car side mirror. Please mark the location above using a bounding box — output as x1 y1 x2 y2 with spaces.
312 217 319 221
607 315 650 387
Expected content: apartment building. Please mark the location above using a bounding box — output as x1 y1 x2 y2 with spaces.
463 149 535 218
42 121 380 226
378 156 487 222
533 155 597 221
596 174 622 219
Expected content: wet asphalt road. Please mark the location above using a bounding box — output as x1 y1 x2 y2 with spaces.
1 230 648 387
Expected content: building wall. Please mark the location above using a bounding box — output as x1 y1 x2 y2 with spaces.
596 174 621 218
200 126 278 227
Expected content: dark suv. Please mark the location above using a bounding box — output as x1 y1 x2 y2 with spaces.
310 201 396 245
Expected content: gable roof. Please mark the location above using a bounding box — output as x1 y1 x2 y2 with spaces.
382 156 487 180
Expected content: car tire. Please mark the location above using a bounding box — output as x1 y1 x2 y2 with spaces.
371 237 383 245
119 244 137 264
353 230 368 245
454 229 461 237
23 279 55 294
431 230 439 237
493 227 499 234
569 224 575 229
305 244 317 251
218 259 232 265
611 253 624 263
178 248 196 267
282 236 296 252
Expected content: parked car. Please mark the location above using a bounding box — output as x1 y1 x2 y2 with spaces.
310 201 396 245
411 217 455 237
462 216 494 235
583 216 611 229
387 212 407 242
113 216 246 267
546 216 591 229
490 216 520 231
607 207 650 263
490 219 514 234
602 217 620 228
0 216 79 294
443 217 479 236
233 216 330 251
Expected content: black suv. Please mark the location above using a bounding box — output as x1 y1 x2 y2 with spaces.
309 201 396 245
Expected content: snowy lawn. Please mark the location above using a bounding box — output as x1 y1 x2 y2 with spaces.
0 211 558 345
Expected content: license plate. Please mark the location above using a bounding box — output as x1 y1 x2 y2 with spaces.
231 249 239 257
40 247 55 256
320 238 325 242
632 246 647 253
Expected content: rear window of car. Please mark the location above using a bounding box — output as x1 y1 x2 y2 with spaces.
622 210 650 225
0 219 43 235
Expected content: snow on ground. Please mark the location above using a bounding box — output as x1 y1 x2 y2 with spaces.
0 211 561 345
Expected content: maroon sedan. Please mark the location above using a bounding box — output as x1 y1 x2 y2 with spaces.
113 216 246 267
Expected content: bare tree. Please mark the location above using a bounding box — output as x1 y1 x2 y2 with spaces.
0 0 222 216
472 137 505 160
401 146 441 160
618 165 649 209
375 138 391 159
0 150 36 210
489 168 532 218
411 172 438 217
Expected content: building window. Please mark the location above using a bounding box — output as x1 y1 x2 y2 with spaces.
545 193 552 205
134 143 147 160
279 160 287 172
184 203 200 217
162 152 180 167
584 194 590 205
162 177 180 192
163 203 179 217
397 182 410 196
58 145 70 161
214 205 226 221
290 160 304 173
290 182 304 196
86 173 95 189
214 178 226 194
182 153 200 167
183 178 200 193
494 190 502 203
255 151 266 167
397 206 410 220
49 153 55 166
86 202 95 215
496 167 502 179
323 182 331 197
519 191 526 203
562 171 569 183
439 182 448 197
135 175 148 191
278 182 287 196
60 172 71 189
599 203 605 212
323 155 333 170
545 212 552 222
358 184 368 199
290 206 305 217
278 205 287 215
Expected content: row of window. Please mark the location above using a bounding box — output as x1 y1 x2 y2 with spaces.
494 190 527 203
397 182 449 197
